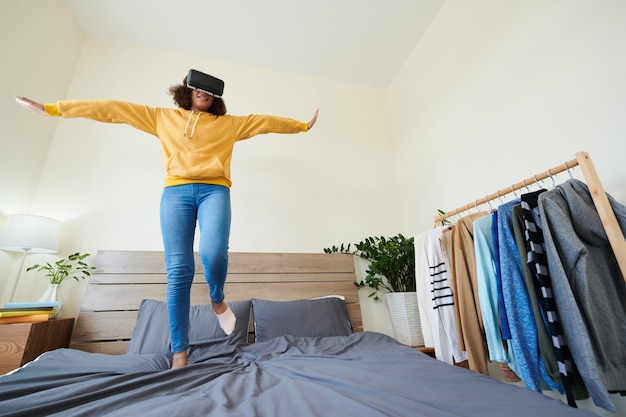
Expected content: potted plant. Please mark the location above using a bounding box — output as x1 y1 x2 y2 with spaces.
27 252 95 315
325 234 423 346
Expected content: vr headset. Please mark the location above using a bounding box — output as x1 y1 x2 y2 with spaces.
186 69 224 98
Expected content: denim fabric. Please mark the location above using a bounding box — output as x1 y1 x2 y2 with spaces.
160 183 231 353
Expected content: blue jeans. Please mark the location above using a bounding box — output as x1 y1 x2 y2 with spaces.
160 183 231 353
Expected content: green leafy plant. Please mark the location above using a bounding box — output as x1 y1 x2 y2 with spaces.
437 209 451 226
323 243 352 254
324 234 415 300
27 252 95 285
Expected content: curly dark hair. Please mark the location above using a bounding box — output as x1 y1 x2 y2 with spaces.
168 77 227 115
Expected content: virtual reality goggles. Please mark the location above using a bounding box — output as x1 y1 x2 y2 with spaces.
186 69 224 98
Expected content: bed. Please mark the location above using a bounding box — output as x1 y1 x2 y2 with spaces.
0 251 598 417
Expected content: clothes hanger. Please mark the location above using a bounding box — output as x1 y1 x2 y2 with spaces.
548 168 556 188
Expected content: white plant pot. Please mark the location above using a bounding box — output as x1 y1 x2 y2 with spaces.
352 256 394 337
385 292 423 347
38 283 62 318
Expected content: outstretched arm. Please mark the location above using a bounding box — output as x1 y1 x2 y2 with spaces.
307 109 319 130
15 96 46 115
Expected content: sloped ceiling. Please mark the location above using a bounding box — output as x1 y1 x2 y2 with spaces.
65 0 445 88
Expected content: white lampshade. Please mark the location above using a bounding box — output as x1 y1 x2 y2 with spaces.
0 214 61 254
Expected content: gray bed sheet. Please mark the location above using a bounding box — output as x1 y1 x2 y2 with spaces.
0 332 597 417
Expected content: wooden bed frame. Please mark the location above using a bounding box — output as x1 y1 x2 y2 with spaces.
70 250 362 354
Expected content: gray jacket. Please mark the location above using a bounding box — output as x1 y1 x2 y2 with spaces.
539 179 626 412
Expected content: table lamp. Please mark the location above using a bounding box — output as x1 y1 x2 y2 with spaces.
0 214 62 302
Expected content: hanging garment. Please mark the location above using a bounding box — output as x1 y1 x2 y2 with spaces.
491 210 512 341
521 190 588 407
421 227 467 365
414 232 435 348
473 215 521 378
512 204 563 389
497 199 563 394
539 179 626 412
441 212 490 375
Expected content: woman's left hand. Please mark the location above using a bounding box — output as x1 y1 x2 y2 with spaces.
307 109 319 130
15 96 46 115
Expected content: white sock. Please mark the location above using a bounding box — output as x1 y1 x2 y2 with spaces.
217 305 236 335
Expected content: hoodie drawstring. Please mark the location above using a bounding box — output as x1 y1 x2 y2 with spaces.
183 111 202 139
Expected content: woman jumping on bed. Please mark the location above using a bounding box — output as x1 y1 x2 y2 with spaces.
16 70 319 369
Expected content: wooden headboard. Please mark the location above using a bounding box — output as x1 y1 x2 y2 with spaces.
70 251 362 354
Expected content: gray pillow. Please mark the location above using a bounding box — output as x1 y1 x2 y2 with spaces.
252 297 352 342
126 299 251 355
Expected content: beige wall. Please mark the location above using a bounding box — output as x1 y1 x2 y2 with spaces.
388 0 626 235
0 0 84 305
1 3 404 317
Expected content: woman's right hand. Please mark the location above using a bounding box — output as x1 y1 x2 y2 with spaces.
307 109 319 130
15 96 46 115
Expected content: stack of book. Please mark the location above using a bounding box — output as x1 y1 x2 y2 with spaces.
0 301 59 324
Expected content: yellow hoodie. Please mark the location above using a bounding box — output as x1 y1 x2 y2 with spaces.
44 100 309 188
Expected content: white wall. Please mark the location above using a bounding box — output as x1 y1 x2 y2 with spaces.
2 25 404 316
387 1 626 414
0 0 84 305
389 0 626 235
33 39 404 253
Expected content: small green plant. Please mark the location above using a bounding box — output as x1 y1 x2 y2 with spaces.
323 243 352 254
324 234 415 300
437 209 451 226
27 252 95 285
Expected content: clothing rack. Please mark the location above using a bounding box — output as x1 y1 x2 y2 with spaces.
434 151 626 281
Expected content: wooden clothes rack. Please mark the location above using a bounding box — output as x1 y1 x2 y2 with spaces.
433 151 626 281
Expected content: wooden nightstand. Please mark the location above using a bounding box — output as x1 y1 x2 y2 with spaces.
0 317 74 374
413 346 436 358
